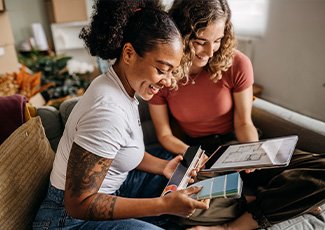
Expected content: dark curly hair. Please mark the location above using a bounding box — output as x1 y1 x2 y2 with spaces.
80 0 181 61
170 0 236 83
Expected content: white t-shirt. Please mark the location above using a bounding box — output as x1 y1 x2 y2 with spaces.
50 66 144 194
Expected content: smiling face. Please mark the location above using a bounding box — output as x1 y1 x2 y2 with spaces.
119 38 183 101
190 20 226 72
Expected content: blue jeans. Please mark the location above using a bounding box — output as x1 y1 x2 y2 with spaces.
33 146 173 230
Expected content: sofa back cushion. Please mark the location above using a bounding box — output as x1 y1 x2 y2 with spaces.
37 105 63 152
0 94 27 145
59 97 80 126
0 117 55 229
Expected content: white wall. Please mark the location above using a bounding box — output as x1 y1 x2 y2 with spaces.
162 0 325 121
252 0 325 121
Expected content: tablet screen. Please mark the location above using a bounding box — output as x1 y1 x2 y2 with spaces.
202 135 298 172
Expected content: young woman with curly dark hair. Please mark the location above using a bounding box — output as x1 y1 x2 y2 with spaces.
149 0 325 229
32 1 209 229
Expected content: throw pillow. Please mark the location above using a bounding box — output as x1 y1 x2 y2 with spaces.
0 94 27 145
0 116 55 229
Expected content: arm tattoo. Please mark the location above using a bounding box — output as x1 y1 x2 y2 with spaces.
88 194 117 219
66 143 117 219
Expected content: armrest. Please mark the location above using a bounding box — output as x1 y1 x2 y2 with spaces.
252 98 325 153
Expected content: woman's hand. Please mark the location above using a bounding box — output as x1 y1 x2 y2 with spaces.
236 168 257 173
162 154 200 183
163 154 183 179
187 153 208 184
198 153 209 170
163 151 209 183
244 168 256 173
162 186 210 217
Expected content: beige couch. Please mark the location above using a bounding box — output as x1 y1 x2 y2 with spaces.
1 95 324 229
39 97 325 153
38 96 325 229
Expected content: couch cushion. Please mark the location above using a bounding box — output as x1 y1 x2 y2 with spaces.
0 117 55 229
59 97 80 125
37 105 63 152
0 94 26 145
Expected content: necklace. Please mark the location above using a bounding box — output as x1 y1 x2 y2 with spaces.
188 70 202 85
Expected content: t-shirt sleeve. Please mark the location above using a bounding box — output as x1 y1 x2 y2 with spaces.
74 102 130 159
148 87 169 105
232 51 254 92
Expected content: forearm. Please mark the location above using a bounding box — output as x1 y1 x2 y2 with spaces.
80 187 210 220
67 193 167 220
136 152 168 175
114 196 166 218
158 134 189 155
65 143 171 220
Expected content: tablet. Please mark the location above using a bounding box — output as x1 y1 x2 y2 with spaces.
201 135 298 173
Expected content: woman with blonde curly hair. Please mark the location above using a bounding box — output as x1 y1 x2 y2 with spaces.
149 0 258 157
149 1 258 226
149 0 325 229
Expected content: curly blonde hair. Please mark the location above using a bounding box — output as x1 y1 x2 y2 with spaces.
169 0 236 83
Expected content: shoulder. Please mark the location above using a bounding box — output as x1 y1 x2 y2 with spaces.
87 74 126 103
77 76 130 120
222 50 254 90
227 50 253 77
232 50 252 68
